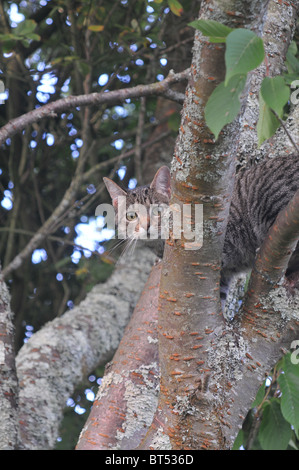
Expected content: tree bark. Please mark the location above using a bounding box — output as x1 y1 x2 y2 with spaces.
0 273 19 450
76 261 161 450
16 247 155 449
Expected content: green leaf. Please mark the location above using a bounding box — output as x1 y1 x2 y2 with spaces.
286 51 299 74
259 400 292 450
77 60 92 77
232 429 244 450
225 28 265 84
286 41 299 74
278 354 299 430
27 33 41 41
204 73 247 140
9 19 40 46
251 379 267 408
261 76 290 118
0 33 17 41
15 19 37 36
167 0 183 16
0 37 17 53
288 40 298 57
283 72 299 85
188 19 234 43
257 92 280 146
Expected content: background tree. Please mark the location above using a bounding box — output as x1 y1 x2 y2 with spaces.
0 0 299 451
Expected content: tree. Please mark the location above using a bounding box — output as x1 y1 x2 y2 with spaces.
0 0 299 451
0 0 195 449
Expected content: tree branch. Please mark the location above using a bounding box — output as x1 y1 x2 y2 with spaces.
16 247 156 449
243 188 299 316
0 69 189 146
76 261 161 450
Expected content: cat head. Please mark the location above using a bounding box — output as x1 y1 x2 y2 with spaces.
103 166 171 241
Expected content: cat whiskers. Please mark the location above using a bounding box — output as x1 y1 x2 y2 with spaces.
117 236 138 264
105 235 138 265
103 237 128 263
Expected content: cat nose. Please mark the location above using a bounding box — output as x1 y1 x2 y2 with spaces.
137 215 150 231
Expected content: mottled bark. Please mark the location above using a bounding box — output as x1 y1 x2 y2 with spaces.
0 274 19 450
217 0 299 447
236 0 298 166
16 247 155 450
76 262 161 450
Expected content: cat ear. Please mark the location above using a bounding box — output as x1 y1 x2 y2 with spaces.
103 177 127 208
150 166 171 199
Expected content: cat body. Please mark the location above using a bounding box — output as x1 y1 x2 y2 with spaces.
221 153 299 301
103 154 299 306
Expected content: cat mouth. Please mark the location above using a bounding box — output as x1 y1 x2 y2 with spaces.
131 228 150 239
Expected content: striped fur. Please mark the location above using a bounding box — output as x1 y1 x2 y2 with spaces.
221 153 299 304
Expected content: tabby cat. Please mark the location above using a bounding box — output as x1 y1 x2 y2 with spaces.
103 166 171 259
103 154 299 307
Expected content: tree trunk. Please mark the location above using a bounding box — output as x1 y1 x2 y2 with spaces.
79 0 299 451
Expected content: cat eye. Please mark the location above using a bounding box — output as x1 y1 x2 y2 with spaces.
126 211 138 221
151 206 164 216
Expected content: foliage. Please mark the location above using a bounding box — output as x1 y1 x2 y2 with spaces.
190 19 299 144
234 353 299 450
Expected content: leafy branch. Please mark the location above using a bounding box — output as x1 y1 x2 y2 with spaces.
189 19 299 146
239 353 299 450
